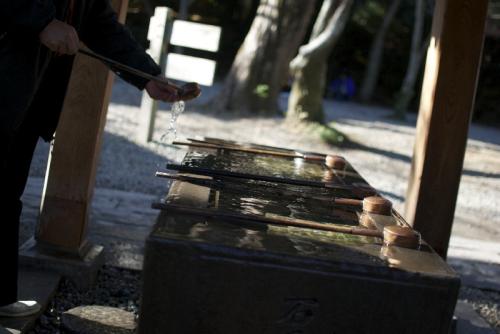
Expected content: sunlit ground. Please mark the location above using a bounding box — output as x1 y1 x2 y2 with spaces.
29 78 500 244
24 77 500 331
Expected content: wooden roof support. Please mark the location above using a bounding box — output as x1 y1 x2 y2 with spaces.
36 0 129 256
405 0 488 258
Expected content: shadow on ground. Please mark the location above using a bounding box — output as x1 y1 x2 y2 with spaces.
24 132 168 270
110 77 500 149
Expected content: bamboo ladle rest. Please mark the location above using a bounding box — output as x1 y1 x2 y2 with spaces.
173 141 348 170
152 202 420 249
184 138 348 170
156 172 379 208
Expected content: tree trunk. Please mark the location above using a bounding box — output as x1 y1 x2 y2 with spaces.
359 0 401 102
394 0 427 118
287 0 354 123
211 0 316 114
178 0 193 20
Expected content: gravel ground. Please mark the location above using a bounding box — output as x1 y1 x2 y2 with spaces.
29 78 500 240
29 266 141 334
460 287 500 333
27 78 500 332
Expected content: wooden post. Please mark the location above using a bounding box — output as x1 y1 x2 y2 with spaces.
36 0 129 255
405 0 488 258
137 7 174 143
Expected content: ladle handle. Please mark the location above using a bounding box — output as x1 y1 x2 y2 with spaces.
334 198 363 206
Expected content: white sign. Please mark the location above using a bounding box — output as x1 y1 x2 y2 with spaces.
170 20 221 52
166 53 216 86
146 7 171 63
138 7 173 143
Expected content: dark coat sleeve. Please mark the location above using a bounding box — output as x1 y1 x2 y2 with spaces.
0 0 55 34
80 0 161 90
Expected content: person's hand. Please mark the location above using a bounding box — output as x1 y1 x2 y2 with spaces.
146 78 201 102
145 79 180 103
178 82 202 101
39 19 79 55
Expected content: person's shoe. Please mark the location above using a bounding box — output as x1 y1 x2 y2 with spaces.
0 301 41 317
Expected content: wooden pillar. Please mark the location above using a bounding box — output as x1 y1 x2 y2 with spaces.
36 0 129 255
405 0 488 258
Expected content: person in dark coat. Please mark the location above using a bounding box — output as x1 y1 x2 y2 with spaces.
0 0 200 317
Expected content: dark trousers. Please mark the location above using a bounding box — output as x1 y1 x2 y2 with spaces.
0 117 40 306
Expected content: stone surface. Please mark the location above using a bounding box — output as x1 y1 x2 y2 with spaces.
19 238 104 291
0 270 60 333
62 306 136 334
455 301 496 334
448 236 500 292
139 150 459 334
449 259 500 292
20 177 157 271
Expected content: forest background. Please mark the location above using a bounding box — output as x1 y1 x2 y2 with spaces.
124 0 500 126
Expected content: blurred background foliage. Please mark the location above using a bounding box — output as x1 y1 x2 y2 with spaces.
125 0 500 125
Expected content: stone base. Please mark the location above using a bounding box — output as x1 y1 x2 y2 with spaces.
62 306 136 334
19 238 104 291
139 214 459 334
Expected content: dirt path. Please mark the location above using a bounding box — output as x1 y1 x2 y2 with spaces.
29 79 500 243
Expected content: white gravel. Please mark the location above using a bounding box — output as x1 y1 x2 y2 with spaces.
29 78 500 242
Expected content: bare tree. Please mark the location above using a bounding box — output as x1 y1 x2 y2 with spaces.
394 0 429 118
359 0 401 102
211 0 316 114
287 0 354 123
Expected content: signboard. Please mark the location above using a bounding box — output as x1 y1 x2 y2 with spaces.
146 7 171 63
138 7 173 142
139 15 221 142
166 53 216 86
170 20 221 52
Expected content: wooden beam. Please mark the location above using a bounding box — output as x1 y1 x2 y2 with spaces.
405 0 488 258
37 0 129 255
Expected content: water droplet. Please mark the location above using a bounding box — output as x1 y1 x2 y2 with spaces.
161 100 185 143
